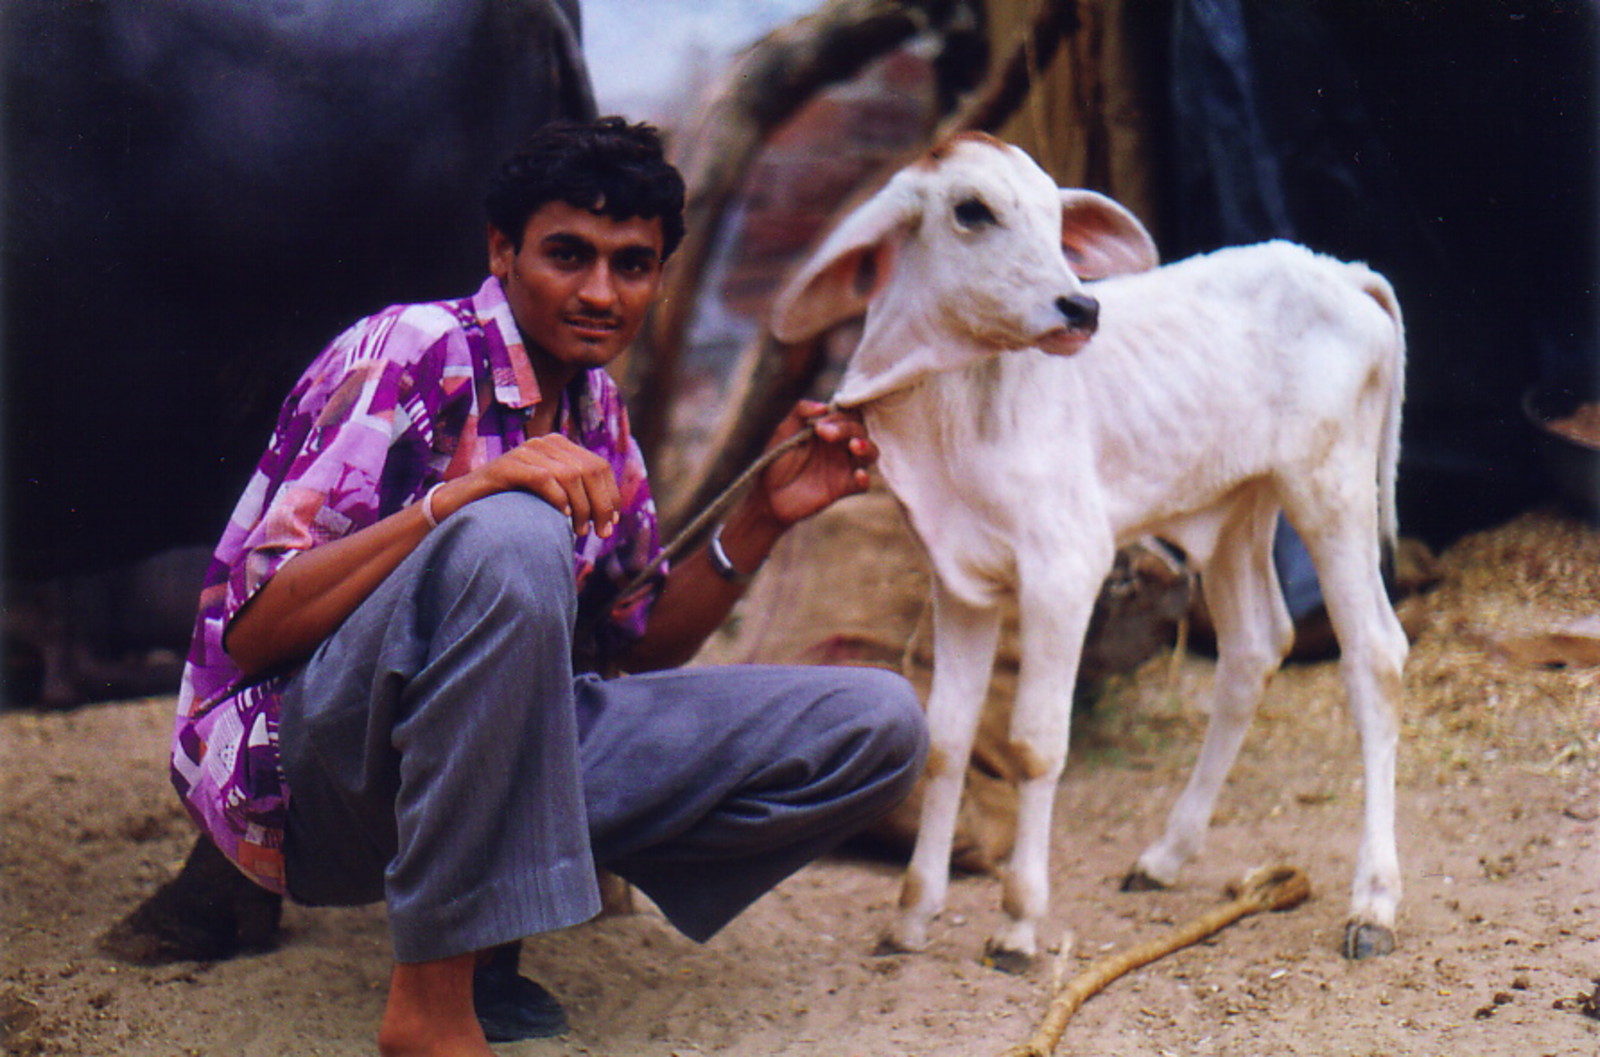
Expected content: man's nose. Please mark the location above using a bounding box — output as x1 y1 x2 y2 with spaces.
577 264 619 307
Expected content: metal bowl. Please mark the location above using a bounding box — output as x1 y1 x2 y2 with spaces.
1523 382 1600 521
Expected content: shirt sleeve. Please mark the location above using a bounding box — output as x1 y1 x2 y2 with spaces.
217 335 418 636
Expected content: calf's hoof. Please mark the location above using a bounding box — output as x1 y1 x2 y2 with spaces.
1119 867 1169 893
876 912 931 956
981 940 1034 976
1342 921 1396 960
872 934 917 957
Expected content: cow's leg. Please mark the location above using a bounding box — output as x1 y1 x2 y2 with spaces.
101 836 283 964
985 554 1108 972
1290 491 1408 959
884 580 1000 955
1127 498 1291 889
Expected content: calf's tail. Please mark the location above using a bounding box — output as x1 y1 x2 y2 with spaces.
1353 265 1407 555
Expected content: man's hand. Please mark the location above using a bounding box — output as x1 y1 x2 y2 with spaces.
754 400 878 528
226 433 621 678
445 433 622 539
620 400 877 672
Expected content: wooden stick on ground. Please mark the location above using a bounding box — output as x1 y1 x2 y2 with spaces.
1000 866 1312 1057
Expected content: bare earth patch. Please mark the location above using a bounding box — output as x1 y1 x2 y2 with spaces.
2 510 1596 1056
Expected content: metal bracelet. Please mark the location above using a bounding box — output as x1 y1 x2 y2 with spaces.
707 523 757 584
420 482 447 529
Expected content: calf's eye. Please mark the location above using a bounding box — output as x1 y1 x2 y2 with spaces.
953 197 998 229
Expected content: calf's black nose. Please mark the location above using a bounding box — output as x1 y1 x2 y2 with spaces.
1056 293 1099 331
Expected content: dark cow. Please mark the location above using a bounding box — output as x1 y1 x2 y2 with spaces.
3 0 595 705
4 0 599 970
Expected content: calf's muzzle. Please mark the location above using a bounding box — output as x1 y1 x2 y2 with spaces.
1056 293 1099 333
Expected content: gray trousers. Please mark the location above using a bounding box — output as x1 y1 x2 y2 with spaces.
278 492 927 963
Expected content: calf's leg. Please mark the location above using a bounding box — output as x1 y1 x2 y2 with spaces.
1292 504 1407 958
983 570 1102 972
1127 501 1291 889
885 582 999 954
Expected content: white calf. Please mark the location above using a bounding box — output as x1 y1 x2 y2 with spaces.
771 133 1408 967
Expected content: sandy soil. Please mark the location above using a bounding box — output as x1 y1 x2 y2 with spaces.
3 509 1597 1057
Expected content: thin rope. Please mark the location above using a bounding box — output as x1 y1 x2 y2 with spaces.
617 417 822 600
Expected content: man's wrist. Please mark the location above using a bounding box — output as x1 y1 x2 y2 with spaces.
707 523 757 584
420 482 449 529
710 497 785 584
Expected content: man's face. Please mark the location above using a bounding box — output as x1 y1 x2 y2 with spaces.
489 200 666 378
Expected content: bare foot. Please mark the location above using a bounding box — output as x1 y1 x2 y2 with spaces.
378 953 495 1057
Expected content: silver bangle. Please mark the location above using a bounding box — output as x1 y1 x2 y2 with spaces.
707 523 757 585
420 482 447 529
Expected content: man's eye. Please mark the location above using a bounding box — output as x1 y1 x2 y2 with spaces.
953 197 998 229
543 240 592 267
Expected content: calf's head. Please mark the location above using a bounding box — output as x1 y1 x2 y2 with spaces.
770 133 1159 407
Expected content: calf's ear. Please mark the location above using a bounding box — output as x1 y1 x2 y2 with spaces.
770 180 920 344
1059 189 1159 280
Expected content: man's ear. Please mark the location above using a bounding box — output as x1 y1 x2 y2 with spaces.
1059 189 1160 280
487 222 515 279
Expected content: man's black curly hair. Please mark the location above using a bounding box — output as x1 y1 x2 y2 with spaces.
485 116 686 260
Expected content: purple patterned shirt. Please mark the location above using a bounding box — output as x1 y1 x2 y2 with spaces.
170 276 663 894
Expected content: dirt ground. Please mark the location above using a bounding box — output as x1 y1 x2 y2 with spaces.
2 508 1597 1057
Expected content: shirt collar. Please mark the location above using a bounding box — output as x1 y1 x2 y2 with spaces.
471 275 542 410
470 276 606 435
